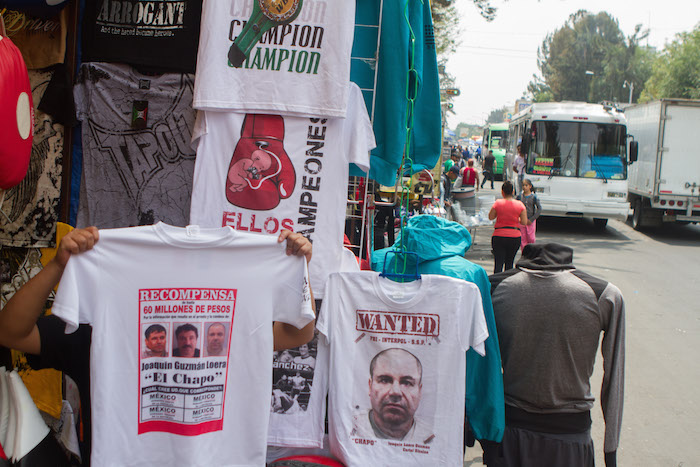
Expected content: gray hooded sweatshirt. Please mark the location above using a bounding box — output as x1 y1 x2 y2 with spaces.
489 243 625 461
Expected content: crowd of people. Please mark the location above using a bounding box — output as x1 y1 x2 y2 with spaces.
442 145 542 274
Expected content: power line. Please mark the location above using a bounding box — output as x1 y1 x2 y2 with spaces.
459 44 538 54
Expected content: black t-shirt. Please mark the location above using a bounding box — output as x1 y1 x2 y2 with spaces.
82 0 203 74
26 316 92 466
484 154 496 171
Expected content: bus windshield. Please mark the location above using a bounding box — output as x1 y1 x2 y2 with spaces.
490 130 508 149
528 121 627 180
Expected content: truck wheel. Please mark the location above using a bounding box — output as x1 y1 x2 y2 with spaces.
632 199 644 230
593 218 608 229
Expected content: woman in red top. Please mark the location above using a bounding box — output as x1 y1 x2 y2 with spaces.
489 180 527 273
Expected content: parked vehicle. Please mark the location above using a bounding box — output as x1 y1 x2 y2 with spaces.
508 102 635 228
625 99 700 229
482 123 508 180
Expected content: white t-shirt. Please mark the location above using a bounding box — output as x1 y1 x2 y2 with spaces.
189 83 374 298
266 246 359 449
194 0 355 118
51 223 314 467
317 272 488 467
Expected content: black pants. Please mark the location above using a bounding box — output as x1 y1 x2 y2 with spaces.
492 235 521 273
481 170 494 188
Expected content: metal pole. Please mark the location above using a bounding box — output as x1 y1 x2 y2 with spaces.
628 82 634 104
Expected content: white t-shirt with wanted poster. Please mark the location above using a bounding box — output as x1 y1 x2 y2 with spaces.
189 83 374 299
194 0 355 118
317 272 488 467
51 223 314 467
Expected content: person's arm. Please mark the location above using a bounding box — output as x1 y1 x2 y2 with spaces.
0 227 99 354
519 207 528 225
273 230 316 351
488 204 497 221
531 195 542 222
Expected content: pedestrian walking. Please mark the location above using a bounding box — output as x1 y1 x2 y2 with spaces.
481 150 496 189
488 181 527 273
516 179 541 251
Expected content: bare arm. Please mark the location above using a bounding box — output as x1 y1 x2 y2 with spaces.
0 227 99 354
488 206 497 220
273 230 316 351
519 208 528 225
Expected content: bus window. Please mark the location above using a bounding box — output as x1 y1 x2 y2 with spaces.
529 121 578 177
528 121 627 179
578 124 627 180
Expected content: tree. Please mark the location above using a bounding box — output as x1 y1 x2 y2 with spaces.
527 11 655 104
640 26 700 101
455 122 483 139
486 106 509 124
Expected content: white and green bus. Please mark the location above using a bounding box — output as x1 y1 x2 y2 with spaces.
482 123 508 180
508 102 636 228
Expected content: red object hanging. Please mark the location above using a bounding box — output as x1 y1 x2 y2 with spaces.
0 33 33 190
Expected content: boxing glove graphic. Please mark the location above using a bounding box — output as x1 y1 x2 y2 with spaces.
226 114 296 210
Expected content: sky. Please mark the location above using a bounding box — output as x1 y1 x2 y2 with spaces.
445 0 700 128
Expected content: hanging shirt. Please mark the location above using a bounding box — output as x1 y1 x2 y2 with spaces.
73 62 196 229
189 83 374 298
371 215 506 443
3 7 68 69
317 272 488 467
81 0 203 74
50 223 314 467
267 245 360 449
193 0 355 117
349 0 441 185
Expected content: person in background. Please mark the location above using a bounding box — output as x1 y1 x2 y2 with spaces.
461 159 480 192
516 179 542 251
481 150 497 190
452 159 480 217
488 181 527 273
451 150 466 171
512 145 526 195
441 160 459 208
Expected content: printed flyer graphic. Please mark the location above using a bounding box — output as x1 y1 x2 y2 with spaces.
138 288 236 435
351 310 439 454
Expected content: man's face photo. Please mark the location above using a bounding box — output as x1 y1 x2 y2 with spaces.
206 323 226 356
369 349 422 433
145 329 166 354
298 343 310 357
176 328 198 357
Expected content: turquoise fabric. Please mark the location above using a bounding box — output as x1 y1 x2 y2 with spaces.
371 215 505 442
350 0 442 185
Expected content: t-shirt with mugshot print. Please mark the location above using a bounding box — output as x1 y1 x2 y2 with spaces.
50 223 314 467
317 272 488 467
189 82 374 299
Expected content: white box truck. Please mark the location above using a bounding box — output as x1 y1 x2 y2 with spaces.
626 99 700 229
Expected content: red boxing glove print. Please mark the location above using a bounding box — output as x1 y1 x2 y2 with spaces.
226 114 296 210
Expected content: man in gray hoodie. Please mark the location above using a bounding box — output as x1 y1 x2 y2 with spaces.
487 243 625 467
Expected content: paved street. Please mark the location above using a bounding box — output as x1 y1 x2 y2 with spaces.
461 182 700 466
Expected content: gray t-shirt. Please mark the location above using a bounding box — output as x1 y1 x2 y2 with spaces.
74 63 196 228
